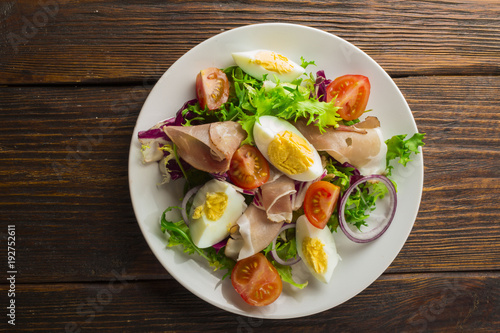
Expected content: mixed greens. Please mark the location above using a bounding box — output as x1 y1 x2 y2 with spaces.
140 51 425 303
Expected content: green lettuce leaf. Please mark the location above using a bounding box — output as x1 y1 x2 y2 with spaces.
273 262 308 289
344 181 389 229
262 229 308 289
385 133 426 175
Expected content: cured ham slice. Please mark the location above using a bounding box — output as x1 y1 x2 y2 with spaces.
295 116 387 175
260 174 296 223
353 116 380 129
225 204 284 261
163 121 246 173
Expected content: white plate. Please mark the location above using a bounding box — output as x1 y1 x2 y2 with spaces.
128 23 423 319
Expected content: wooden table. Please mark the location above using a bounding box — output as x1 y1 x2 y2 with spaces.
1 1 499 331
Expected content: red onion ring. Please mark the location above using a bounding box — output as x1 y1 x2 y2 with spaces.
271 223 301 266
181 185 201 225
338 175 397 243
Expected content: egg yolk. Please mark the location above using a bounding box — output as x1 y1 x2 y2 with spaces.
302 237 328 275
267 130 314 175
192 192 228 221
254 51 293 74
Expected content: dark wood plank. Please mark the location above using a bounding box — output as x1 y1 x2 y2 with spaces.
386 74 500 273
0 273 498 331
0 0 499 84
0 85 171 282
0 75 498 283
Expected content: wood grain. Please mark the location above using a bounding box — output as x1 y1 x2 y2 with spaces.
0 273 497 331
0 76 498 283
0 0 499 84
386 75 500 273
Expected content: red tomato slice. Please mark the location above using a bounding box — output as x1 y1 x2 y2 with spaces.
228 145 270 190
231 253 283 306
303 181 340 229
326 75 370 121
195 67 230 110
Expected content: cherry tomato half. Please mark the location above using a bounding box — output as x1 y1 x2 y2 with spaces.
326 74 371 121
231 253 283 306
228 145 270 190
303 181 340 229
195 67 230 111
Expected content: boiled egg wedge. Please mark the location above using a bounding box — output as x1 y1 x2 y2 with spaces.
253 116 323 182
296 214 340 284
188 179 247 248
232 50 305 83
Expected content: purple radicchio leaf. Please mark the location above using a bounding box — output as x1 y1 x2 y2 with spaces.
315 70 332 102
340 161 363 184
212 238 228 253
160 152 189 182
174 99 202 126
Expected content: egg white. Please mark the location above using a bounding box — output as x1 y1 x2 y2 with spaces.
253 115 323 182
296 215 340 284
188 179 247 248
232 50 305 83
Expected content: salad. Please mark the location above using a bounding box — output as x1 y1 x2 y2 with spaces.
138 49 425 307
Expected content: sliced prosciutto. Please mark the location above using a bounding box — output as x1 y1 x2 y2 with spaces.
295 116 387 175
163 121 246 173
225 204 284 261
260 174 296 223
